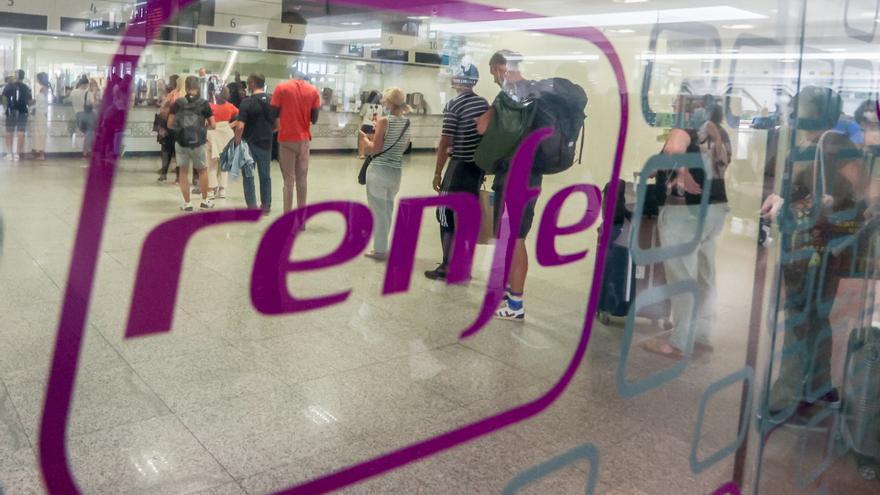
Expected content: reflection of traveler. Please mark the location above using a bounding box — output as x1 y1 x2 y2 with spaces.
360 88 412 260
854 99 880 147
641 96 732 359
206 88 238 200
70 76 99 159
358 91 382 159
761 86 869 421
31 72 51 161
425 64 489 280
273 71 321 213
3 70 33 162
168 76 216 212
231 73 275 214
476 50 539 321
157 74 181 183
227 72 246 109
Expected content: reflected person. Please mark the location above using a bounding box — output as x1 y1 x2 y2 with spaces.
761 86 870 422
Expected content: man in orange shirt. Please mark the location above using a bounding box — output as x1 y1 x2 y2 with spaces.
272 71 321 213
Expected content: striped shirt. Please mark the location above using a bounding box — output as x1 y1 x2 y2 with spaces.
371 115 411 169
442 91 490 161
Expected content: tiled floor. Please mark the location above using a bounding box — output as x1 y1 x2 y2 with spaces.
0 153 875 494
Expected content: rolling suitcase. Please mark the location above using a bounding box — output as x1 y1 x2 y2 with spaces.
597 181 672 328
841 326 880 480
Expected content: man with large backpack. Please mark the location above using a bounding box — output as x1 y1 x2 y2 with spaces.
2 70 34 162
167 75 216 211
475 50 588 321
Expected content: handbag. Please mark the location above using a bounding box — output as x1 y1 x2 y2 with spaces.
358 119 410 185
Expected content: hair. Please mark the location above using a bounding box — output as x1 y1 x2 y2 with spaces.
168 74 180 91
382 87 411 113
36 72 50 88
184 75 200 97
77 75 89 88
248 72 266 90
216 87 230 104
854 99 878 125
15 69 24 81
789 86 842 132
709 102 724 126
489 50 523 70
367 90 380 104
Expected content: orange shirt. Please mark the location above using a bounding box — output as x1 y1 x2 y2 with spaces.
272 79 321 142
210 102 239 123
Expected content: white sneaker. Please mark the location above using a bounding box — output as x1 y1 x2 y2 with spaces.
199 199 215 210
494 300 525 321
180 203 194 212
12 154 20 162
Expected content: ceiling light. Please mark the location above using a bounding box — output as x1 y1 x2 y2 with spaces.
341 21 362 26
614 0 649 3
407 16 432 20
493 8 523 12
722 24 755 30
825 48 846 52
432 6 766 34
608 28 636 33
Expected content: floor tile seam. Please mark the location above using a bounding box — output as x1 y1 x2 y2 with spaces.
0 376 33 452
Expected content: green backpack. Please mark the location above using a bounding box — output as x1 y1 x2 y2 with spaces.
474 91 536 174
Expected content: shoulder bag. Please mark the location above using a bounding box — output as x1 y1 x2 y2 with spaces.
358 119 410 185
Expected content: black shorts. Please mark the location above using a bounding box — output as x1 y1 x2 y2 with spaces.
5 111 27 133
360 125 375 134
492 170 543 239
436 159 483 232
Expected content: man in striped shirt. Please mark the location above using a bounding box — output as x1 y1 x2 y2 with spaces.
425 63 490 280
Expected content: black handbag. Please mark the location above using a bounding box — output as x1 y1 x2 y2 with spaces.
358 119 410 185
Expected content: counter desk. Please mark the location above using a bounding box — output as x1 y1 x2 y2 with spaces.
4 105 442 155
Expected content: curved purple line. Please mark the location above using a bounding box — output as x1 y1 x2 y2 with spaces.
38 0 196 493
37 1 627 494
277 5 630 495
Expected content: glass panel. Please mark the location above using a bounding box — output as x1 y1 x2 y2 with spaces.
0 1 877 495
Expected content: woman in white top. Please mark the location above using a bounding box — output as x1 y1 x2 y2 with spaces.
359 87 412 260
31 72 51 161
69 76 100 158
357 90 382 159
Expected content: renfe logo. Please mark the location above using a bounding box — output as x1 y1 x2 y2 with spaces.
38 0 630 494
124 127 602 340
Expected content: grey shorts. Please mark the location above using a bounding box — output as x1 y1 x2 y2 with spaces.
175 144 207 170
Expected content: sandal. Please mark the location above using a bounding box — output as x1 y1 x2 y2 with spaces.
640 339 684 360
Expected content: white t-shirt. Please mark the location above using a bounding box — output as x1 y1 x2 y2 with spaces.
360 103 382 127
70 88 87 113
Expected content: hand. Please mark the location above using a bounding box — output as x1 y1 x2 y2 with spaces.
433 174 442 192
678 168 702 195
761 194 784 219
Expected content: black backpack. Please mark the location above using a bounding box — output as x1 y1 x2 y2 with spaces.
6 82 29 115
529 78 588 175
175 96 207 147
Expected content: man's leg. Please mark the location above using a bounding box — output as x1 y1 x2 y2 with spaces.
278 142 296 213
295 140 310 209
250 145 272 213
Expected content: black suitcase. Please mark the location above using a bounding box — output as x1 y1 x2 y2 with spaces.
597 181 672 328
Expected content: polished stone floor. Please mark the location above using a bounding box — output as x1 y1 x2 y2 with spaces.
0 153 875 494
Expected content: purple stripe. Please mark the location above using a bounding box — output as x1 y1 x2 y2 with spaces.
38 1 628 494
